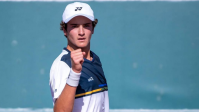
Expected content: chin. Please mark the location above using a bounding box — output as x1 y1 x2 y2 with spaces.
76 44 88 48
76 42 89 47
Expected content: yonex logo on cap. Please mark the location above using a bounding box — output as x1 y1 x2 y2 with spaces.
75 7 82 11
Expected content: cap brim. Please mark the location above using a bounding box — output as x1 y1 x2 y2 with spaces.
63 14 94 23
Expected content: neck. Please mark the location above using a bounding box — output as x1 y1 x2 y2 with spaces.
66 44 92 61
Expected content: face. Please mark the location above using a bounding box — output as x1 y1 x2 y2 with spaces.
64 16 94 49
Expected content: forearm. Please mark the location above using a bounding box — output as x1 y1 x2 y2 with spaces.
54 69 81 112
54 84 77 112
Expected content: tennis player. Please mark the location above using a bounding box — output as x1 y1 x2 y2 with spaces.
49 2 109 112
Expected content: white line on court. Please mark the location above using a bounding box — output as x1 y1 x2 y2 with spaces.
0 108 199 112
0 0 199 1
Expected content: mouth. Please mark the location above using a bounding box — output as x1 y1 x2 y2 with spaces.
78 38 86 41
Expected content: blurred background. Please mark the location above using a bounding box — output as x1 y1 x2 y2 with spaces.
0 0 199 111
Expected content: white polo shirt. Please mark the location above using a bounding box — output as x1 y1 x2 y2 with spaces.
50 48 109 112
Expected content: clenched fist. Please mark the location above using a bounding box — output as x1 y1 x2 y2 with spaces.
71 49 85 73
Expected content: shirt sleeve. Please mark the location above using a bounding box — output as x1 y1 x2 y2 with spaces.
49 61 70 104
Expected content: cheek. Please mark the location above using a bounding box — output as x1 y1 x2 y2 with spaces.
85 29 93 36
68 30 77 38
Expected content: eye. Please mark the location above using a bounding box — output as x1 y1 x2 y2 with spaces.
72 25 78 28
84 24 91 27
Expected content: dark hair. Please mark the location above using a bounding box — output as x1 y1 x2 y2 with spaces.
60 19 98 38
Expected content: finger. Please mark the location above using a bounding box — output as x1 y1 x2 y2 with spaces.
71 49 82 53
80 59 84 65
73 58 84 65
72 55 84 61
71 52 84 57
72 56 84 62
71 53 84 58
82 52 86 56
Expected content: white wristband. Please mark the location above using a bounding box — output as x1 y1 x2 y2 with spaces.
66 68 81 87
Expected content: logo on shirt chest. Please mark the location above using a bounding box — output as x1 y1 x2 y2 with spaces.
88 77 94 82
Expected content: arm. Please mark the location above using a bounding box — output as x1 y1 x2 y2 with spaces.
54 83 77 112
54 49 85 112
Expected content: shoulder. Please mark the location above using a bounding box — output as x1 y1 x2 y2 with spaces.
60 47 72 66
50 49 71 79
60 53 71 67
51 50 70 67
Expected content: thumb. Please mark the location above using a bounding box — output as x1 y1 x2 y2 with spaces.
82 52 86 56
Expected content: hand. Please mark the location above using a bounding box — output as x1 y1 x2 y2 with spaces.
71 49 85 73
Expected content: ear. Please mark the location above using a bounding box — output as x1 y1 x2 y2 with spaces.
92 28 94 34
63 28 67 36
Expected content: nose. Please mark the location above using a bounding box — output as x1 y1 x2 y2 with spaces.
78 25 85 36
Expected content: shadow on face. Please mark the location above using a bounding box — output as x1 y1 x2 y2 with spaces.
65 16 94 36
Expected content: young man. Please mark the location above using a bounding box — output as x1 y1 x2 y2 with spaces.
49 2 109 112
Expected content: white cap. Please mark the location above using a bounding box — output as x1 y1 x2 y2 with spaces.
62 2 95 23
